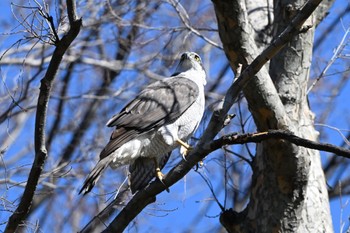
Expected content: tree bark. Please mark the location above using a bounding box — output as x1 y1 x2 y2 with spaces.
269 0 333 231
213 0 333 232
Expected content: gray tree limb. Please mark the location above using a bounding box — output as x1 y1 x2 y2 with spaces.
4 1 82 232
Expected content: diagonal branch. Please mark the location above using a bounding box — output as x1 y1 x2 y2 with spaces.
4 1 82 232
100 0 324 232
168 0 222 49
103 128 350 233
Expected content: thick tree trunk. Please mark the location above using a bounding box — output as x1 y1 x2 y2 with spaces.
214 0 333 232
269 0 332 231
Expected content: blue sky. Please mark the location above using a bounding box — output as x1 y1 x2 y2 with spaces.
310 0 350 231
1 0 350 232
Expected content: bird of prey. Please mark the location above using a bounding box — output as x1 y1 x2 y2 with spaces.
79 52 206 195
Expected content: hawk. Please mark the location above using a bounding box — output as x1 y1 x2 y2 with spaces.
79 52 206 195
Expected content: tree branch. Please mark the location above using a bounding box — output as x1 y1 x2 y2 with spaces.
101 125 350 233
96 0 325 231
213 130 350 159
4 1 82 232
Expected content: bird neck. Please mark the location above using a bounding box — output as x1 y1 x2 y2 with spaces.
181 68 207 86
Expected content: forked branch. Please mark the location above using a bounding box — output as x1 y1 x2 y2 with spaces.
4 1 82 232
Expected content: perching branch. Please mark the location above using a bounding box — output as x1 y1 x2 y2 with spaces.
101 127 350 233
103 128 350 233
4 1 82 232
101 1 324 231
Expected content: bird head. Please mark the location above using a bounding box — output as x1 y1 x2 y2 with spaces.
174 52 207 85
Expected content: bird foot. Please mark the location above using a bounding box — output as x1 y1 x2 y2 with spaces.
177 139 192 160
180 145 193 160
156 168 170 193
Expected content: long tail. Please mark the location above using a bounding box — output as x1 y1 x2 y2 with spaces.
79 156 113 195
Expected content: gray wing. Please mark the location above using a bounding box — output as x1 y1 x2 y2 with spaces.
128 152 171 194
99 76 199 159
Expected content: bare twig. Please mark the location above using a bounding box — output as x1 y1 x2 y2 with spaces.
4 1 82 232
212 130 350 159
307 27 350 93
168 0 222 49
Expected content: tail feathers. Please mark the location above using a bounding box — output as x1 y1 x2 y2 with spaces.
128 152 171 194
128 157 155 194
79 157 112 195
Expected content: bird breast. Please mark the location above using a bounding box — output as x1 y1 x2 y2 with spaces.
110 84 205 168
173 89 205 140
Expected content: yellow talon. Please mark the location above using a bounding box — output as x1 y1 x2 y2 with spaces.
177 139 193 159
176 139 191 149
154 159 170 192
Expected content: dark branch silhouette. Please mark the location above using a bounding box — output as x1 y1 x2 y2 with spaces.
4 1 82 232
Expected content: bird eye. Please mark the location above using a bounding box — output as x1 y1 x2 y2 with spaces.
194 54 201 62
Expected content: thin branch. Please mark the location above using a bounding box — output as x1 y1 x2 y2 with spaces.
79 183 130 233
314 4 350 50
223 148 252 165
195 169 225 211
212 130 350 159
168 0 222 49
57 0 145 166
307 27 350 93
4 1 82 232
